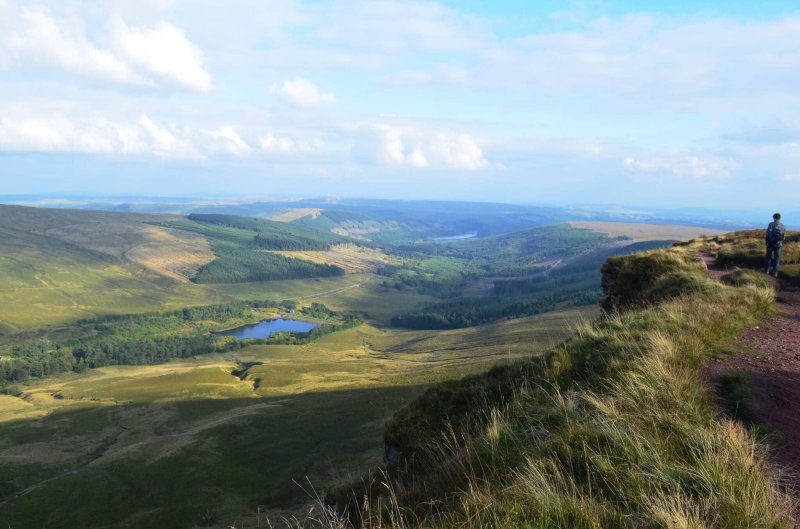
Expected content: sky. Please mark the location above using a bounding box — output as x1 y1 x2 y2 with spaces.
1 0 799 210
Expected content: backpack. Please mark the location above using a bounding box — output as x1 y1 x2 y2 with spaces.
768 222 785 245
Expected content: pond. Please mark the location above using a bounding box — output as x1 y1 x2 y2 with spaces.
212 318 317 340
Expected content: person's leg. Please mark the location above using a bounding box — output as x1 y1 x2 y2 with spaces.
765 244 774 272
774 245 782 275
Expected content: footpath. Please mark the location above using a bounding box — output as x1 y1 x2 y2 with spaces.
701 253 800 499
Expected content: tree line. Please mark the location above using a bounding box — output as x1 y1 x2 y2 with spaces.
0 301 359 384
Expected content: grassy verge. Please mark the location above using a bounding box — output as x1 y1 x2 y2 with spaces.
326 242 793 529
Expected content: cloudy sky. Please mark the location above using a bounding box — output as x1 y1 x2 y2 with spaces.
1 0 799 209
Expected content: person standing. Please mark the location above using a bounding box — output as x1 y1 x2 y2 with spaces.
765 212 786 277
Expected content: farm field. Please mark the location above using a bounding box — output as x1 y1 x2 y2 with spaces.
0 308 589 528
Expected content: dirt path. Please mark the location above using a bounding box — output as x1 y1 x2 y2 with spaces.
702 254 800 498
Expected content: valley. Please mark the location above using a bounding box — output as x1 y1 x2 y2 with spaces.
0 202 721 528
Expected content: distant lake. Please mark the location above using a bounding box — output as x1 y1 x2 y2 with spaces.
432 233 478 242
213 318 316 340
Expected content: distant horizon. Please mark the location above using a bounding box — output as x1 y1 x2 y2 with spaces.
2 193 794 231
0 191 794 213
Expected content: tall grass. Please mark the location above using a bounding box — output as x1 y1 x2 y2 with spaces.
327 244 793 529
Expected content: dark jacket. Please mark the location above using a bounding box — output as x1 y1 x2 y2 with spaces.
766 220 786 246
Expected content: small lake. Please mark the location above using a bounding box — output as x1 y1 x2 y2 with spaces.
432 233 478 242
213 318 317 340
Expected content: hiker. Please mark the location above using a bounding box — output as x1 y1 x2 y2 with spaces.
764 212 786 277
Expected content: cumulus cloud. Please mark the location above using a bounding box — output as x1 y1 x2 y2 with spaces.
269 78 336 108
623 154 738 180
359 123 489 171
0 113 204 159
259 133 296 153
203 126 252 155
110 19 212 92
258 132 331 158
0 115 120 153
6 6 146 86
0 4 211 91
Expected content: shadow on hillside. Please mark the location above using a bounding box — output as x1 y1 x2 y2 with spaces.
0 384 430 529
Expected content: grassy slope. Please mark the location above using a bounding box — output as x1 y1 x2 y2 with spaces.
0 206 433 330
0 309 587 528
0 223 224 330
330 238 793 529
709 229 800 284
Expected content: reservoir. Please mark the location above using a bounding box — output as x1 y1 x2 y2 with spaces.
213 318 316 340
432 233 478 242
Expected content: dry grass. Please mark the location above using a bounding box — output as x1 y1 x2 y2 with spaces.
272 245 394 273
268 208 324 222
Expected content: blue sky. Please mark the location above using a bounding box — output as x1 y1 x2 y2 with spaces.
1 0 799 210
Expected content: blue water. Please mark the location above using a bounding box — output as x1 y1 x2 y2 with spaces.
432 233 478 242
214 318 316 339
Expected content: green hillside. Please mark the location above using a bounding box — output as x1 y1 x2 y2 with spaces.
158 216 346 283
0 206 366 329
187 213 349 250
0 206 225 330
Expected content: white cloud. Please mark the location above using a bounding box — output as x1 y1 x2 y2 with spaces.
258 131 331 158
0 115 119 153
269 78 336 108
0 112 204 159
204 126 252 155
361 123 488 171
623 154 737 180
110 19 212 92
6 6 147 86
137 115 179 156
0 4 211 91
259 133 296 153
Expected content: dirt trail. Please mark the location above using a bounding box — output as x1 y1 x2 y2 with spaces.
702 254 800 497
